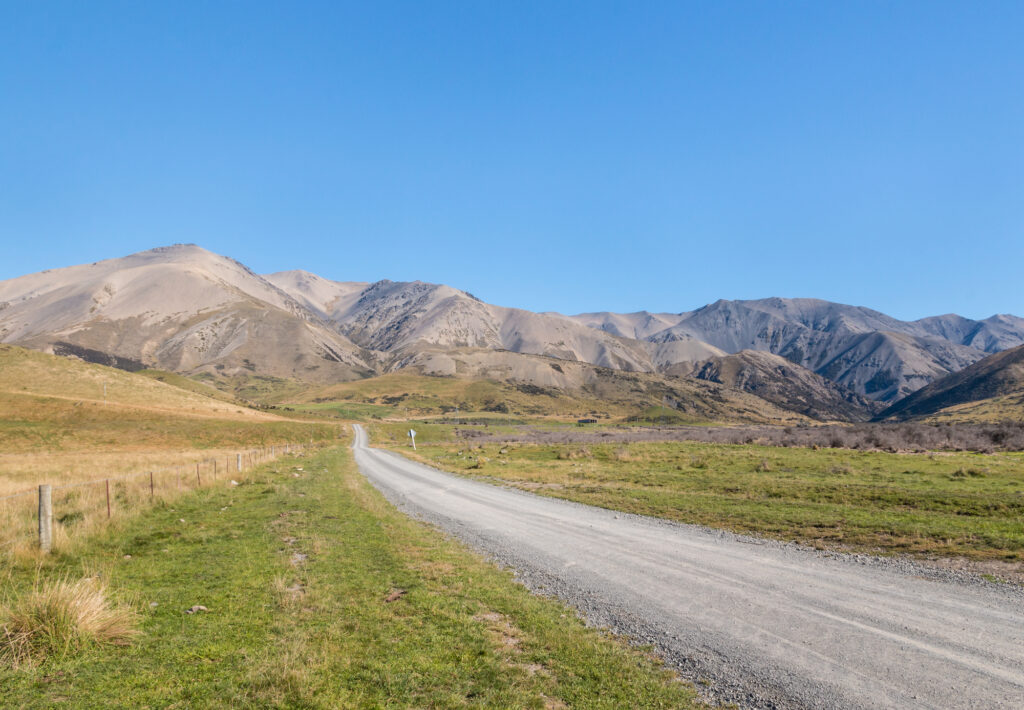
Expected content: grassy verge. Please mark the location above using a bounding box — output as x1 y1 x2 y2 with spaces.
1 443 700 708
372 423 1024 563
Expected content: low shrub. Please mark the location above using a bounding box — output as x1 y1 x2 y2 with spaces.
456 422 1024 453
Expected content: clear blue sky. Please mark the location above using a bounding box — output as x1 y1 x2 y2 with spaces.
2 1 1021 320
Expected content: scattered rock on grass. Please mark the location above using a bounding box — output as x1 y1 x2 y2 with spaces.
384 588 407 603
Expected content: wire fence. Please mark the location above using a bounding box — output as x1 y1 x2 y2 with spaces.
0 442 314 554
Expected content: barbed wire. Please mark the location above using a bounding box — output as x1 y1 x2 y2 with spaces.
1 442 321 555
1 442 311 514
18 444 298 493
0 489 36 502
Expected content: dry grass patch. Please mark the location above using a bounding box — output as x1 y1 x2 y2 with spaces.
0 577 138 668
0 448 257 497
272 576 306 608
474 610 523 652
0 345 272 421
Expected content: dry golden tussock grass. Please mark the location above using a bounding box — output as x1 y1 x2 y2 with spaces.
0 577 139 668
1 446 304 554
0 345 273 422
0 447 259 496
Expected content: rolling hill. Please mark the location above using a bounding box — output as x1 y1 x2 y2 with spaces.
878 344 1024 421
0 343 337 514
0 343 272 421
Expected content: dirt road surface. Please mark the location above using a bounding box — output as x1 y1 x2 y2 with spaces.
351 425 1024 709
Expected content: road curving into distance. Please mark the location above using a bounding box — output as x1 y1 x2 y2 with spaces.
351 424 1024 709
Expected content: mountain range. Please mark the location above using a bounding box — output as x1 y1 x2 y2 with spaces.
2 244 1022 422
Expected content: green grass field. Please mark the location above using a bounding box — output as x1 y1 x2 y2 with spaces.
372 421 1024 563
1 444 700 708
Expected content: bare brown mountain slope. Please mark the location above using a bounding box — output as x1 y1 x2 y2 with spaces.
267 272 658 372
308 346 810 424
0 245 373 382
878 344 1024 421
571 298 1010 402
681 350 882 422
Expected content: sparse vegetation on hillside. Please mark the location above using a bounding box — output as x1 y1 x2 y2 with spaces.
0 346 336 477
134 369 245 405
924 392 1024 423
0 345 266 419
278 369 810 425
879 343 1024 422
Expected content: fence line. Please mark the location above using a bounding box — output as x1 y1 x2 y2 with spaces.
0 441 315 554
0 490 35 502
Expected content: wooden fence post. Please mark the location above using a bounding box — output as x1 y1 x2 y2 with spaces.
196 462 201 487
237 453 242 472
38 485 52 553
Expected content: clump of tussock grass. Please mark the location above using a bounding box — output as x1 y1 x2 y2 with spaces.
557 447 593 461
0 577 138 668
611 447 634 462
272 576 306 608
951 466 986 479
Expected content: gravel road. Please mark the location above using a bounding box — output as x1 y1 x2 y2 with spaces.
351 425 1024 709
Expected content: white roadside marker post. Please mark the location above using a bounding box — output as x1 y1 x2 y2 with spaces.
408 429 417 451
